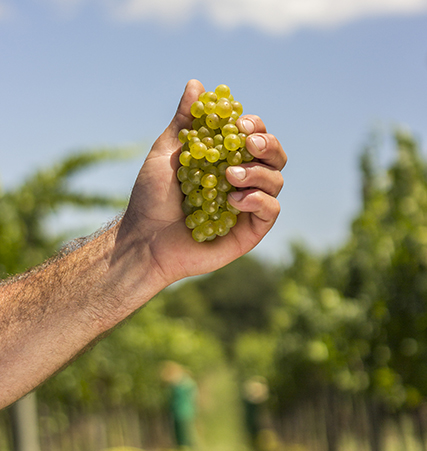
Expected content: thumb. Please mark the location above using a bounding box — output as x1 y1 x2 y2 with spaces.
162 79 205 143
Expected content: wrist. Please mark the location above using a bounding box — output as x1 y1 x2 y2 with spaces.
97 216 169 330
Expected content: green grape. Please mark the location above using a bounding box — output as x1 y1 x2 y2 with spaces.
179 151 192 166
217 161 229 175
215 219 229 236
215 84 231 99
201 220 216 237
193 210 209 225
199 91 217 104
197 126 212 139
241 147 254 162
221 211 237 228
222 123 239 137
187 129 198 140
210 210 222 221
177 166 189 182
216 175 232 192
232 101 243 116
192 226 206 242
178 129 189 143
201 173 217 188
202 136 214 148
216 145 228 160
204 165 219 176
215 98 233 118
206 147 220 163
227 150 243 166
213 134 224 146
224 134 241 151
189 157 199 168
182 198 194 216
188 189 204 207
238 133 247 147
190 141 207 159
206 113 220 129
187 168 203 185
215 191 227 205
181 180 196 195
204 101 216 114
202 187 217 200
191 101 205 118
185 214 197 229
202 200 219 215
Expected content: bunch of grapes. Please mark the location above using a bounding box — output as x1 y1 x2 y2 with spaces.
177 84 253 242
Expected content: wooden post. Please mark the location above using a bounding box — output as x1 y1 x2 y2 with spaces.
9 392 41 451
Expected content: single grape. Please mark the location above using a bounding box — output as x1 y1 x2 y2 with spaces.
215 84 231 99
193 210 209 225
216 175 232 192
192 226 206 242
185 214 197 229
188 168 203 185
222 123 239 137
181 180 196 195
177 166 189 182
241 147 254 162
224 134 241 151
191 101 205 118
202 200 219 215
221 211 237 228
206 113 220 130
215 98 233 118
190 141 207 159
231 101 243 116
206 147 220 163
204 101 216 114
227 150 243 166
201 220 216 237
188 189 204 207
202 187 217 200
201 173 218 188
179 151 192 166
178 129 189 143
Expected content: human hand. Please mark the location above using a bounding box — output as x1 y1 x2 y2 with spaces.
120 79 287 287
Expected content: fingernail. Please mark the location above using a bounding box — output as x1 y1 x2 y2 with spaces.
229 191 244 201
250 135 266 152
229 166 246 180
241 119 255 134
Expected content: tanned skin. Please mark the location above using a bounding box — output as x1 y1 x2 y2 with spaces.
0 80 287 409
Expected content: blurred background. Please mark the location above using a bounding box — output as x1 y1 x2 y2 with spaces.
1 0 427 450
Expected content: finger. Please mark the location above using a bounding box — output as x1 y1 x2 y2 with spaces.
228 189 281 232
226 163 284 198
246 134 287 171
158 79 205 147
236 115 267 135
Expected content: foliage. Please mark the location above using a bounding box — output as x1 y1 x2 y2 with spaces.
0 147 130 277
37 295 224 412
233 129 427 414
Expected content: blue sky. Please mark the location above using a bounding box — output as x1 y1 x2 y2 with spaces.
1 0 427 262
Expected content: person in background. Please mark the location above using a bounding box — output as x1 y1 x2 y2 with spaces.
161 361 198 449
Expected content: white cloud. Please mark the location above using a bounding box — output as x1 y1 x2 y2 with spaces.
204 0 427 34
23 0 427 33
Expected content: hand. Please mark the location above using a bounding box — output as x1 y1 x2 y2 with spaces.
120 79 287 286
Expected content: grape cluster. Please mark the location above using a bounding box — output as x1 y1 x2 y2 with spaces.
177 84 253 242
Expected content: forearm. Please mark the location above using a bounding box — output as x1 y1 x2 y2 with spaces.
0 219 167 409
